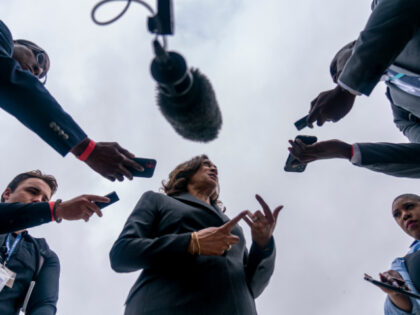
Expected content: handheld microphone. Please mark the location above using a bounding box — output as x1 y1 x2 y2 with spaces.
150 40 222 142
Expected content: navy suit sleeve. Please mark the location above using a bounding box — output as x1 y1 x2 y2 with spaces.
338 0 420 96
0 202 52 234
355 142 420 178
244 237 276 298
0 21 87 156
26 250 60 315
110 191 191 272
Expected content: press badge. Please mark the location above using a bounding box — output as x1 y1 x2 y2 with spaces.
0 264 16 291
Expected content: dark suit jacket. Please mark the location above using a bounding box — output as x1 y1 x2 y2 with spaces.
0 20 87 156
110 191 276 315
0 202 52 234
405 249 420 293
0 232 60 315
355 142 420 178
339 0 420 96
333 0 420 177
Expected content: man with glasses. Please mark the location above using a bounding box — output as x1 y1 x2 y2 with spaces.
13 39 49 84
0 20 144 182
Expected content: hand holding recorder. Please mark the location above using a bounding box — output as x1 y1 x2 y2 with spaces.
364 272 418 312
287 139 352 165
55 191 120 222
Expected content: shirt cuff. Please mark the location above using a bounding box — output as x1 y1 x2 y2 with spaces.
351 144 362 165
384 296 415 315
338 79 363 96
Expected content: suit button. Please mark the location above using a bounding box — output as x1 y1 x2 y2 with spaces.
49 122 56 128
63 134 69 140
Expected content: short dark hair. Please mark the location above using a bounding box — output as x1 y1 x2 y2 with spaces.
393 193 420 205
330 40 356 83
13 39 50 79
1 170 58 202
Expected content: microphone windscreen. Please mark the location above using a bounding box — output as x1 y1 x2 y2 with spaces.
157 68 222 142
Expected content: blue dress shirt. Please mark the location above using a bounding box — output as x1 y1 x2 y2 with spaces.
385 240 420 314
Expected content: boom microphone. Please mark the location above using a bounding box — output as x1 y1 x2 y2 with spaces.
150 40 222 142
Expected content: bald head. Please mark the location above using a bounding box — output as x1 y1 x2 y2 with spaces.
393 194 420 205
392 194 420 240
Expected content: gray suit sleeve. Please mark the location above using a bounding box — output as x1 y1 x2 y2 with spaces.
391 103 420 143
338 0 420 96
354 142 420 178
109 191 191 272
244 237 276 298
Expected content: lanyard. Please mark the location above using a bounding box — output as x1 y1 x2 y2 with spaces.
386 69 420 97
4 233 22 264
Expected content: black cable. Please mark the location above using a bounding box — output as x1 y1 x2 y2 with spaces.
91 0 154 26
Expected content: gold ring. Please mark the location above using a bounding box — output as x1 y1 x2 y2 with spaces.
226 244 232 251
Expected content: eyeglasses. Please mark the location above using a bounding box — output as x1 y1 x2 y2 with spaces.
14 39 48 85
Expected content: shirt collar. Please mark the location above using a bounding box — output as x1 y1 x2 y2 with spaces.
409 240 420 253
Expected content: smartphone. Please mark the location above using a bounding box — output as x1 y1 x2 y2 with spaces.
294 115 309 131
284 135 318 172
127 158 157 178
95 191 120 209
364 274 420 299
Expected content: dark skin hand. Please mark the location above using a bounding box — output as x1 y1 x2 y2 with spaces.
55 194 110 222
188 211 248 256
288 139 352 166
243 195 283 248
71 138 144 181
371 270 413 312
307 85 356 127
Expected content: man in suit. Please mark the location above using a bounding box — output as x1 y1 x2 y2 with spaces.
0 20 143 182
288 0 420 178
369 194 420 314
0 169 107 314
0 170 111 234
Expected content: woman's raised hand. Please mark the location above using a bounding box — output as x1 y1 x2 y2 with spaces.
188 211 248 256
244 195 283 248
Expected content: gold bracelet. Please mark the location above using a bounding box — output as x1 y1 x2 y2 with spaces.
190 233 196 255
193 232 201 256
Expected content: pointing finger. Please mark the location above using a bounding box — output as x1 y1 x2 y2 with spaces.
85 195 111 203
220 211 247 232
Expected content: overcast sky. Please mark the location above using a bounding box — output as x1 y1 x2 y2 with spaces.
0 0 417 314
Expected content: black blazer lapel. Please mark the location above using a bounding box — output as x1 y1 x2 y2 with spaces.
172 193 227 223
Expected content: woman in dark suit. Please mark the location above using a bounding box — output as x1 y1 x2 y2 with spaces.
110 155 283 315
